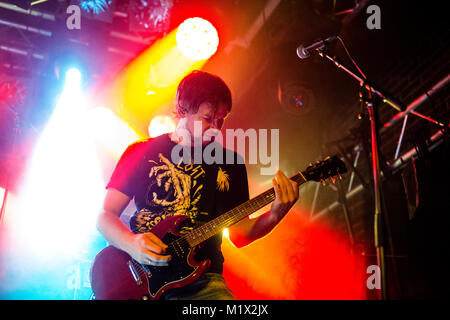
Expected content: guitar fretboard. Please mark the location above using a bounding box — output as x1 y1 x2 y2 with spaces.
179 171 307 248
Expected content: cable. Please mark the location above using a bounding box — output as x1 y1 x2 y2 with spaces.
336 35 367 80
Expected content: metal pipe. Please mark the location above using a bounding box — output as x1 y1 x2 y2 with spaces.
388 129 445 172
312 129 445 220
383 74 450 129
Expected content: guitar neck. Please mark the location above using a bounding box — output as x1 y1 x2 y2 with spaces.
183 171 308 247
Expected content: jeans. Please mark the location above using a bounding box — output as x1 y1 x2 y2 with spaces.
163 273 236 300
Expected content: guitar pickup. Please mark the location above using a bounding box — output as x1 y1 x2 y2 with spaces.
127 261 143 286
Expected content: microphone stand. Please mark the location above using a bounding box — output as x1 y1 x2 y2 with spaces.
314 46 449 300
315 48 396 300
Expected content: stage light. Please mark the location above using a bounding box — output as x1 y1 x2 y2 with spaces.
87 107 141 158
0 80 27 106
14 66 104 260
176 17 219 61
50 68 84 124
129 0 173 33
148 115 176 138
79 0 112 14
61 67 82 96
277 81 315 116
66 67 82 85
114 27 206 127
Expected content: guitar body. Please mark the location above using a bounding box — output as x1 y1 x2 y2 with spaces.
90 214 210 300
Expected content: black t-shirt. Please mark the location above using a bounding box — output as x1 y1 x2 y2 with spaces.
106 133 249 274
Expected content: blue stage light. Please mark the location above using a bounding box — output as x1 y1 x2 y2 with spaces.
79 0 112 14
65 68 82 84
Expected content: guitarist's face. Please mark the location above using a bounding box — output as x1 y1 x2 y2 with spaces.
182 102 229 145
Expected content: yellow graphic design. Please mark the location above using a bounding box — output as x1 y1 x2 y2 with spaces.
148 154 202 220
132 154 207 233
216 167 230 192
133 209 169 234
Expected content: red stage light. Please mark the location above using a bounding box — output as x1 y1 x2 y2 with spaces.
222 210 367 299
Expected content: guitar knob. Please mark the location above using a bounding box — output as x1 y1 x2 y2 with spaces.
142 295 149 300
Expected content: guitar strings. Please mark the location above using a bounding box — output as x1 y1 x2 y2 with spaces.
160 169 347 266
142 170 343 269
167 172 304 251
171 191 277 250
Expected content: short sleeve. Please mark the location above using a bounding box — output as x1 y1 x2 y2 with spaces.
106 140 147 198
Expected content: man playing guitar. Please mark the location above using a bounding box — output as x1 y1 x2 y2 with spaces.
95 70 299 299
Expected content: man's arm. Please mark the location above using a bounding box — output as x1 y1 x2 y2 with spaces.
97 188 171 266
228 170 299 248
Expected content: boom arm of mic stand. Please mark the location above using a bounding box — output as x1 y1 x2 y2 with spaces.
317 49 405 112
317 49 449 130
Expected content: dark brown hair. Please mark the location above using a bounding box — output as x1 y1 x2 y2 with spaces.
175 70 232 117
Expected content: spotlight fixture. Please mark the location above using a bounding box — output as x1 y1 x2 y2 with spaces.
79 0 112 14
0 80 27 107
129 0 174 33
176 17 219 61
277 81 315 116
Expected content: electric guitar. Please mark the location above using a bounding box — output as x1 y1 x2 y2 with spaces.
90 156 347 300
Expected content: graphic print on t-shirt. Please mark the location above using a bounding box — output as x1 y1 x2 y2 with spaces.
108 135 248 274
216 167 230 192
131 153 206 233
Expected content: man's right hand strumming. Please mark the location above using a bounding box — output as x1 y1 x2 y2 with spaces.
125 232 171 266
96 188 171 267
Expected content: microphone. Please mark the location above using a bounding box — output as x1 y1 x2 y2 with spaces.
296 36 337 59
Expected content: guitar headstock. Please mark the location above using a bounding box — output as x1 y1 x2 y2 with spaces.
303 156 347 183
